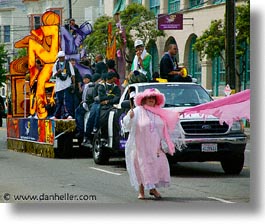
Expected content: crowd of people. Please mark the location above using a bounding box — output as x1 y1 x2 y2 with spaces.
48 48 121 141
25 25 193 200
44 37 192 146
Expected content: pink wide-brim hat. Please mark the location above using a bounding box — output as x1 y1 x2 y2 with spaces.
135 88 166 107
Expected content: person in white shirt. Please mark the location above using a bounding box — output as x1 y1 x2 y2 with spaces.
51 51 75 119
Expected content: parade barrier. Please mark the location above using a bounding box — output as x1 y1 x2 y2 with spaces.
7 118 76 158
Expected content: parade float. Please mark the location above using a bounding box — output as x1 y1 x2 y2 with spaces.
6 11 92 158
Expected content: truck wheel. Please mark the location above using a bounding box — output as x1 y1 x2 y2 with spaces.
220 153 244 175
92 132 110 165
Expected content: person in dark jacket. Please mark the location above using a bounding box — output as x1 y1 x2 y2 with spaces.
64 18 79 36
160 44 192 82
94 54 107 75
82 72 121 147
74 74 92 138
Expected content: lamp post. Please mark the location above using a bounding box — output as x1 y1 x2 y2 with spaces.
225 0 236 91
68 0 72 19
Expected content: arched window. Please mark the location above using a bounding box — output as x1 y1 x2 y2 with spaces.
164 37 179 62
188 36 201 83
212 52 226 96
149 44 159 75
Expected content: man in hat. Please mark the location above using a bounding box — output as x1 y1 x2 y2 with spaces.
51 50 75 119
130 39 152 82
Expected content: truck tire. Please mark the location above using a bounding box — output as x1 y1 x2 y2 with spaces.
92 131 110 165
220 153 244 175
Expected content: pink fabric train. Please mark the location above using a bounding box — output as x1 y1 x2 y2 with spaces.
181 89 250 127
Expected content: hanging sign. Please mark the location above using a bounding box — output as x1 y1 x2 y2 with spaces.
158 14 183 30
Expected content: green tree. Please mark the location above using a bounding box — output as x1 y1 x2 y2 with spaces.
83 15 116 58
236 0 250 58
193 0 250 90
83 3 164 64
13 48 27 59
193 19 225 61
0 44 8 87
119 3 164 62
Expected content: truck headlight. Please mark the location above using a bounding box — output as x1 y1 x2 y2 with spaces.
230 121 244 133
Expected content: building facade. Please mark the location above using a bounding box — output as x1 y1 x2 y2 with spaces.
0 0 103 98
0 0 102 62
104 0 250 96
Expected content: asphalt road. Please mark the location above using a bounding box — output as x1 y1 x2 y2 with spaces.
0 119 250 205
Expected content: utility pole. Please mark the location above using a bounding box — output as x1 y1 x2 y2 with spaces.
225 0 236 91
68 0 72 19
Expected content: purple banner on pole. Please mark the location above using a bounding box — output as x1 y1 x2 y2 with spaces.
158 14 183 30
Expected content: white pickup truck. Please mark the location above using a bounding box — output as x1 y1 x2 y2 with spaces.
89 82 247 174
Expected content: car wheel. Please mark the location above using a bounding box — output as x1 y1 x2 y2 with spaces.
92 131 110 165
220 153 244 175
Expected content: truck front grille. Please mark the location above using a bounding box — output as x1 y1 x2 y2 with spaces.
180 121 229 134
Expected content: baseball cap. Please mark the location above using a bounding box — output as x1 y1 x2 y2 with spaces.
57 51 65 57
134 39 144 48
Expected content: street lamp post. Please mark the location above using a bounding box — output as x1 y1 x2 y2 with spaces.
68 0 72 19
225 0 236 91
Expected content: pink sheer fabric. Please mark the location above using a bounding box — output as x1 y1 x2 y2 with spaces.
143 105 179 156
181 89 250 127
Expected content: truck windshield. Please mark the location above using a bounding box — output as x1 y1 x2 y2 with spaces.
139 84 212 107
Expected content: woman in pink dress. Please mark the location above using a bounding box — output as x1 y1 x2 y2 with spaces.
122 88 183 199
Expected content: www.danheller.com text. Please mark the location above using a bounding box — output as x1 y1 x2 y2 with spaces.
2 192 97 202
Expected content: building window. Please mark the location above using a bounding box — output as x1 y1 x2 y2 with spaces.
188 36 201 84
212 52 225 96
132 0 142 4
168 0 180 13
189 0 204 9
212 0 226 4
150 0 160 16
4 25 10 43
29 14 42 30
113 0 126 15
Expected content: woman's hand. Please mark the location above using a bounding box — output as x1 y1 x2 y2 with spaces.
129 109 134 119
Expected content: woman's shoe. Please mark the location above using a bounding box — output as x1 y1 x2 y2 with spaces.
149 189 162 199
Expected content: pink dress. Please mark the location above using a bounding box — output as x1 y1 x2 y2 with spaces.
123 106 170 191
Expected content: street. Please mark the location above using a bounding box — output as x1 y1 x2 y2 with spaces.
0 119 250 204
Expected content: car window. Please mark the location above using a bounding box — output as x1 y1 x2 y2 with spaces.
124 86 136 101
139 84 212 107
